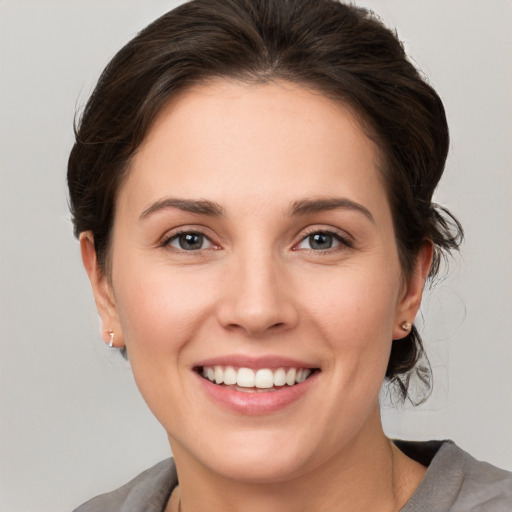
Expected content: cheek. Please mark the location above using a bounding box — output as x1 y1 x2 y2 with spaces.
112 262 218 358
303 262 400 369
110 263 222 424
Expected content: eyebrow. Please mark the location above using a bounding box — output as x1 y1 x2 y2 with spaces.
288 197 374 222
139 197 224 220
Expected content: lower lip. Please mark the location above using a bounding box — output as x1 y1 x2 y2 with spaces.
195 371 319 416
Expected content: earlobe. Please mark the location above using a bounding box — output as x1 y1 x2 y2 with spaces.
394 241 434 340
79 232 124 347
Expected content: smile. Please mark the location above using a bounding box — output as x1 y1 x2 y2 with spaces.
199 366 316 392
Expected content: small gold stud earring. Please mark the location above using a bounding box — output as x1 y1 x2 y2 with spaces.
108 330 115 348
400 321 411 332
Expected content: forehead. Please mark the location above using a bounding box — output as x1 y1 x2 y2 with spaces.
120 79 387 217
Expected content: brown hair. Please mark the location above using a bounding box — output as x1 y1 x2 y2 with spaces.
68 0 463 402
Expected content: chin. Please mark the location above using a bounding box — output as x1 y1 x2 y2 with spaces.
175 423 329 485
206 447 312 484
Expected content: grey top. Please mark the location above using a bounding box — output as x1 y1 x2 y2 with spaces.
74 441 512 511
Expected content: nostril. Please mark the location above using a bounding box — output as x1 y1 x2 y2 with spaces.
224 321 285 336
216 291 299 336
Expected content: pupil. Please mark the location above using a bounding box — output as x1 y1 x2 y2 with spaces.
310 233 332 250
180 233 203 250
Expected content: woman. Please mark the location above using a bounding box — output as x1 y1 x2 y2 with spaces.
68 0 512 510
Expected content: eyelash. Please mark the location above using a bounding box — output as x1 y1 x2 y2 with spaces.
161 229 218 253
161 227 352 254
293 228 353 253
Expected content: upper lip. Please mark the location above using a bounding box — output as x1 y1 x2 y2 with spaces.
193 355 319 370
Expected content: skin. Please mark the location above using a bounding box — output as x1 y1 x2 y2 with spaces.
81 80 433 511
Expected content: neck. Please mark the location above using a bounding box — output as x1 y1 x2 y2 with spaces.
169 410 426 512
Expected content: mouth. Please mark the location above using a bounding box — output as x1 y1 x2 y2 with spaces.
195 365 320 393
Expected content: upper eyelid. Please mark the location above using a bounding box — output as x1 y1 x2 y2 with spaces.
158 224 353 249
160 227 216 247
295 225 353 242
161 224 213 238
292 226 354 251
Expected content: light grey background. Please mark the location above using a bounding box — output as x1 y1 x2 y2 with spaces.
0 1 511 511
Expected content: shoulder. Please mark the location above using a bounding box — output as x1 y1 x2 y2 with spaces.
445 443 512 512
72 458 177 512
397 440 512 512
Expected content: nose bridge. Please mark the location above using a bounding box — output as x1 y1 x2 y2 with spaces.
218 237 297 336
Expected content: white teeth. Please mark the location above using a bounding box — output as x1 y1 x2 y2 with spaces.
285 368 296 386
201 365 315 388
255 369 274 389
236 367 255 388
297 369 312 383
223 366 237 385
273 367 286 387
214 366 224 384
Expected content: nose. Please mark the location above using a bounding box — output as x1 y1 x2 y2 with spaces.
216 250 299 337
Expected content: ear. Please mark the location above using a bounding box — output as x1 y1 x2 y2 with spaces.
80 232 124 348
393 241 434 340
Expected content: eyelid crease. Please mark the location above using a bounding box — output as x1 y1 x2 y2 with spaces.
296 224 353 242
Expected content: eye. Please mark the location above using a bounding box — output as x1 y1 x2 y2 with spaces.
166 231 213 251
295 231 349 251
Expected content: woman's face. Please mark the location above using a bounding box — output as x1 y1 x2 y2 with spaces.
85 80 427 483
